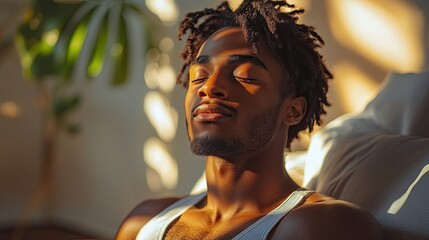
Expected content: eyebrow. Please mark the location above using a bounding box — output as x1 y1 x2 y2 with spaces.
191 55 211 65
228 55 267 69
190 55 267 69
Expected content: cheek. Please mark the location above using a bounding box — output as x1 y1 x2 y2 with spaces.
185 90 196 119
242 86 279 108
184 92 195 138
240 90 282 118
242 85 261 96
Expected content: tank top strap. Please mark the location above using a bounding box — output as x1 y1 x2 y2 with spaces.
136 192 206 240
232 188 314 240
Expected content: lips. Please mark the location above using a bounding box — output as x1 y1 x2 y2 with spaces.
193 104 234 121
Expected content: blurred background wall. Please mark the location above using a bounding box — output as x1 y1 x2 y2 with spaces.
0 0 428 239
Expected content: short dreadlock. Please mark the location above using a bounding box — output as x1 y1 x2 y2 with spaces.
177 0 332 147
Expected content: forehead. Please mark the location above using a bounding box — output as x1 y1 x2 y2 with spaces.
196 27 280 67
197 27 252 56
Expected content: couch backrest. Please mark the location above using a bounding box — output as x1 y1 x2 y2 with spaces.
304 72 429 239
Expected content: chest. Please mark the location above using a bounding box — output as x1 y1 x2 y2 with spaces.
164 212 269 240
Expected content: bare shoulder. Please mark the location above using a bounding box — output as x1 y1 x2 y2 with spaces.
271 193 383 240
115 196 181 240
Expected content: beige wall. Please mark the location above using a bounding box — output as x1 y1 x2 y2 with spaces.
0 48 44 226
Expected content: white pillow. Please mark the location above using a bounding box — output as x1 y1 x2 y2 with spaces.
304 71 429 239
307 131 429 239
364 71 429 137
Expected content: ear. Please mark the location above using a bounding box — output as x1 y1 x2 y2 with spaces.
282 96 307 126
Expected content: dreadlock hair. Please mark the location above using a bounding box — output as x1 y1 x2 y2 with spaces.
177 0 333 148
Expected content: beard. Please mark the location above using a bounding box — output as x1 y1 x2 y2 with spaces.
187 103 281 158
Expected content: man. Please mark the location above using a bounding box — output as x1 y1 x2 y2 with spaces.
116 1 382 239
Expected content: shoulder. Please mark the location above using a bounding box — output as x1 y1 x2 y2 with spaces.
271 193 383 240
115 196 181 240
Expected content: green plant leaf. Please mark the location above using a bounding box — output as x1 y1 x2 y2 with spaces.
54 1 99 80
15 0 82 81
111 13 128 85
87 14 109 78
52 94 81 119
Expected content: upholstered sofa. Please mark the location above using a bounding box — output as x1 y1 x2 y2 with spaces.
303 71 429 239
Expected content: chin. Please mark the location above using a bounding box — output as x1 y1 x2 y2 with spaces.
190 132 246 157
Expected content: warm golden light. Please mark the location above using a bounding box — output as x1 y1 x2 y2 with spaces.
43 29 59 47
144 63 159 89
157 65 177 93
388 164 429 214
227 0 242 10
145 0 179 25
329 0 424 72
143 91 178 142
146 48 160 62
145 168 164 192
1 102 22 119
144 63 177 93
143 137 178 191
283 0 310 11
159 37 174 53
303 129 335 187
333 62 378 113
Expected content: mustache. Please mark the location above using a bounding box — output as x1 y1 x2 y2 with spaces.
192 100 238 114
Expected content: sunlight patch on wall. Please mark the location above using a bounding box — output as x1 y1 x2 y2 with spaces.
159 37 174 53
145 168 164 192
227 0 242 11
142 34 178 192
144 62 160 89
144 40 176 94
1 101 22 119
333 62 378 113
282 0 310 11
144 63 176 93
157 65 177 93
145 0 179 25
143 137 178 191
328 0 424 73
143 91 178 142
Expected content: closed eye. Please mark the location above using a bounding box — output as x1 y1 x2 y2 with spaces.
234 76 258 83
191 77 209 84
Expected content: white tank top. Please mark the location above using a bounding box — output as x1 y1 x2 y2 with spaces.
136 188 314 240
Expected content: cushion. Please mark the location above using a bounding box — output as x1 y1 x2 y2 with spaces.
364 71 429 137
304 71 429 239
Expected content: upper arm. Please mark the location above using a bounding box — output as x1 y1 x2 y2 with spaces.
115 197 180 240
271 200 383 240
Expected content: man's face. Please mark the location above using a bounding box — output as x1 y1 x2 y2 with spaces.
185 27 286 158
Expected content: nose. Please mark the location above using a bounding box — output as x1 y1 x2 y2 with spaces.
197 73 228 99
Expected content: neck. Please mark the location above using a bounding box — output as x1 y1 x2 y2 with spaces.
203 151 299 218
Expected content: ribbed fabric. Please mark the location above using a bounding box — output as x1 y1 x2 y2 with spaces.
136 188 313 240
232 188 313 239
135 192 206 240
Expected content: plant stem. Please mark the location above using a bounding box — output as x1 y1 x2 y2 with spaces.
11 79 59 240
